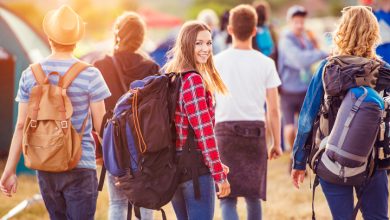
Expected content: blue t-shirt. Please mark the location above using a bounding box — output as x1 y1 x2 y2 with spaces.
255 25 274 57
16 58 111 170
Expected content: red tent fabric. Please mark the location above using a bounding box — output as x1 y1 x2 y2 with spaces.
138 8 182 28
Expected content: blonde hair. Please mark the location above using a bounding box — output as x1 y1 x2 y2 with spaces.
164 21 227 94
114 12 146 53
333 6 380 59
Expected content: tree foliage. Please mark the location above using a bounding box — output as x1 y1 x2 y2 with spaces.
6 3 44 34
5 1 139 41
189 0 348 21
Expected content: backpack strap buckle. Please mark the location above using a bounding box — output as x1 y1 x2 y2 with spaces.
351 105 359 112
30 120 37 128
61 121 68 128
379 147 385 160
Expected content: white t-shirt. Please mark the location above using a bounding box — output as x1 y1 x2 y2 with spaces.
214 48 281 123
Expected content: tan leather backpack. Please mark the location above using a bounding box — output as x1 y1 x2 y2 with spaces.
22 61 91 172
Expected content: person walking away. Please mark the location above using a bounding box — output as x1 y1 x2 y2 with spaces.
94 12 159 220
214 5 282 220
291 6 389 220
0 5 110 220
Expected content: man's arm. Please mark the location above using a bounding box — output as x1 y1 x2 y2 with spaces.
0 102 28 197
90 100 106 135
265 87 282 159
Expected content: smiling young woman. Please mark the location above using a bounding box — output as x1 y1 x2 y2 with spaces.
163 21 230 220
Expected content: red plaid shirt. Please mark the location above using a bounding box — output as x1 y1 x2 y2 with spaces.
175 72 226 183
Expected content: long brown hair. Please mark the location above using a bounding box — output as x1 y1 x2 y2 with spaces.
113 12 146 53
164 21 227 94
332 6 380 59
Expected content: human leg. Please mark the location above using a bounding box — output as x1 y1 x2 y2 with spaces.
107 173 129 220
245 197 262 220
220 197 239 220
358 170 389 220
138 207 154 220
280 93 297 151
38 169 98 220
37 171 67 220
319 177 354 220
63 169 98 220
171 182 189 220
175 174 215 220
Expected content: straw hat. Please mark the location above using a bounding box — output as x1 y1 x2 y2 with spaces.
42 5 85 45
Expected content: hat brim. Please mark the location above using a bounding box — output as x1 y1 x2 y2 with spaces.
42 10 85 45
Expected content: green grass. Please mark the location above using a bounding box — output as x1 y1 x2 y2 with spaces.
0 154 385 219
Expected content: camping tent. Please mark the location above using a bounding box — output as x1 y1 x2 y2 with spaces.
0 4 50 165
138 7 182 28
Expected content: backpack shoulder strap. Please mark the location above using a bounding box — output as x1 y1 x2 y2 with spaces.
30 63 47 85
180 70 201 81
180 70 200 76
29 63 46 122
61 61 92 89
311 175 320 220
96 111 113 192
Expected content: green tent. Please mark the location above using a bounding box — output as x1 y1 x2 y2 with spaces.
0 4 50 174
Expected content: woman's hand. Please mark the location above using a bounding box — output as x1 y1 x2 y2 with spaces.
291 169 306 189
217 179 231 198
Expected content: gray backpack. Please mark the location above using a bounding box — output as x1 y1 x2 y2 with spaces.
307 56 385 186
315 86 384 186
306 56 389 220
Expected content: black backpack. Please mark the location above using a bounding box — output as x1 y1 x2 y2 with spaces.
100 71 209 220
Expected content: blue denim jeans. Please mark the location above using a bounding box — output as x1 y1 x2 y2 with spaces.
107 173 153 220
37 168 98 220
319 170 389 220
220 197 262 220
171 174 215 220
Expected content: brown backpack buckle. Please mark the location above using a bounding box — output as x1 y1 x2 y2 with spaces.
30 120 37 128
61 121 68 128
